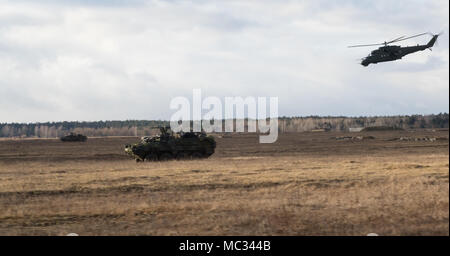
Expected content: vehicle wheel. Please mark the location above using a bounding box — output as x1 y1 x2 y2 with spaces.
176 152 190 160
191 152 204 159
159 153 174 161
135 158 142 163
145 154 158 162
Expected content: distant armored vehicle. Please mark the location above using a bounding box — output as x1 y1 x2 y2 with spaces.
60 133 88 142
125 127 216 162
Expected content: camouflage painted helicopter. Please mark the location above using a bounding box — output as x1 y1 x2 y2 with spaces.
349 33 440 66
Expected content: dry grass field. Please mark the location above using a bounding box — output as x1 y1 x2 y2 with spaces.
0 130 448 235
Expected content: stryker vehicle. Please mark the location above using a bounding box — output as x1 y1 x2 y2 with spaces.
125 127 216 162
60 133 88 142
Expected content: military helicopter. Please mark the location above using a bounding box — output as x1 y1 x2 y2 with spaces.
349 33 440 66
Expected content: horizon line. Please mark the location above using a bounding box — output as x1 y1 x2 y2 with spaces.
1 113 448 125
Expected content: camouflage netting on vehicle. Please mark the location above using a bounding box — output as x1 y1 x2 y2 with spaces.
125 127 216 162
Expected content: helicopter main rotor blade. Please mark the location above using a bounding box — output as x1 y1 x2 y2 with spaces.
348 35 405 48
386 35 405 44
348 43 385 48
348 32 429 48
390 32 428 43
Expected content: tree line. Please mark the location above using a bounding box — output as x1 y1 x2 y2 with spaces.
277 113 448 132
0 113 448 138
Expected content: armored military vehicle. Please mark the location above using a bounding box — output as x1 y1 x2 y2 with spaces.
125 127 216 162
60 133 88 142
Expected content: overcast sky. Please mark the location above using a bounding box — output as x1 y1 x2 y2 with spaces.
0 0 448 123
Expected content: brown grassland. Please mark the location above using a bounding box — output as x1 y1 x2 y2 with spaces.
0 130 448 235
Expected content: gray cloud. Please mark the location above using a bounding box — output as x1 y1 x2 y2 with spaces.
0 0 448 122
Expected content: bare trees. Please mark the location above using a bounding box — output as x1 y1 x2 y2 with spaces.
0 114 448 138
